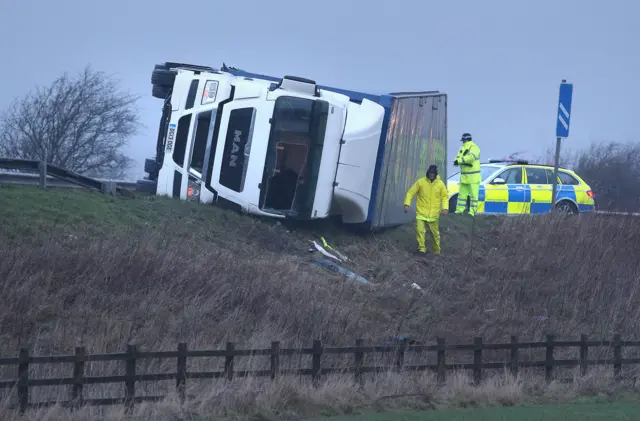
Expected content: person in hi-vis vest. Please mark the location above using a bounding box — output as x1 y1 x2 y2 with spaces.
404 165 449 254
453 133 481 216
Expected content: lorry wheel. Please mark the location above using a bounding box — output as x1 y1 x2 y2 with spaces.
144 158 159 180
152 85 170 99
136 179 157 194
151 68 176 88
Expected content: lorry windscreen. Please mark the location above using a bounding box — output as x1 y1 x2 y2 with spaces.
259 96 329 218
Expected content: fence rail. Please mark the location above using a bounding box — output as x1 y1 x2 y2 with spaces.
1 334 639 414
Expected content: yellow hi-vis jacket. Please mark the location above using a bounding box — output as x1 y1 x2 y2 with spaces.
404 175 449 221
456 141 481 184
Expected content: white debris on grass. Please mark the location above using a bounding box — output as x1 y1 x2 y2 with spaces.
310 240 342 262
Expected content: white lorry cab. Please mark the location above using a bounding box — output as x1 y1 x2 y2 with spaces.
140 62 448 230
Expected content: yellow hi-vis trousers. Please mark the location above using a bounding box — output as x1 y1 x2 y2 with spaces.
455 183 480 216
416 216 441 254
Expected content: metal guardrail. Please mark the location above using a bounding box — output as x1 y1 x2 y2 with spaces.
0 172 137 190
594 211 640 217
0 158 138 193
0 159 637 217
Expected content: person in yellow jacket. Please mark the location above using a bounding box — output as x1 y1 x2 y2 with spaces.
404 165 449 255
453 133 481 216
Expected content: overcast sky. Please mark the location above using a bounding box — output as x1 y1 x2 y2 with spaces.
1 0 637 179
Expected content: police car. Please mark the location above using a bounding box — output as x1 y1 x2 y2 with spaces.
446 160 596 215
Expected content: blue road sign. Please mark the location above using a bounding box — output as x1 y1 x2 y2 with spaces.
556 81 573 138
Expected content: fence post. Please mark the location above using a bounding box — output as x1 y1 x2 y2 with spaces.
71 346 85 408
545 335 555 383
354 339 364 387
124 344 137 414
270 341 280 380
473 337 483 386
510 336 519 378
38 159 47 189
613 334 622 380
176 343 187 404
101 181 117 195
17 348 29 414
395 338 407 373
224 342 235 381
436 337 446 384
579 334 588 377
311 340 322 387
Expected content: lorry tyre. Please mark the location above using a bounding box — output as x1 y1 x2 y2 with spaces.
151 68 176 88
136 179 157 194
144 158 159 177
152 85 170 99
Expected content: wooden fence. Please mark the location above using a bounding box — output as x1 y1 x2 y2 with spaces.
1 334 639 414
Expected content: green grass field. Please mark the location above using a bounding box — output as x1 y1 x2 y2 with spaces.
305 402 640 421
2 186 640 421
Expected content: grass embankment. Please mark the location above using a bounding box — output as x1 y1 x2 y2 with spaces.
0 185 639 420
305 401 640 421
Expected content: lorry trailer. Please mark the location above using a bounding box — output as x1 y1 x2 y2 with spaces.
139 61 447 230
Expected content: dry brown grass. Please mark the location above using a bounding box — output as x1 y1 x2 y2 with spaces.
0 187 639 420
0 370 635 421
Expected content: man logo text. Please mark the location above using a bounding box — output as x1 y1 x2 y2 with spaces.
229 130 241 167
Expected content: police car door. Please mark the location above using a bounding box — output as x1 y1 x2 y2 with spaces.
484 166 528 214
526 167 553 213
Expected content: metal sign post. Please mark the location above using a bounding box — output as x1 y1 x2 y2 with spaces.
551 80 573 209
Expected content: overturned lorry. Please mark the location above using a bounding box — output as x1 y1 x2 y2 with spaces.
139 61 447 230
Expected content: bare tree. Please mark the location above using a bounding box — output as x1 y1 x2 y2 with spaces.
537 144 580 169
0 65 142 177
538 141 640 211
573 141 640 212
85 154 135 180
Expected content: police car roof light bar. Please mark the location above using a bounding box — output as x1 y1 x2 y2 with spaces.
487 159 529 165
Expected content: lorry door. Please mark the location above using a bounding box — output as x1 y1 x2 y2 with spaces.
206 98 266 207
187 110 216 180
185 109 218 201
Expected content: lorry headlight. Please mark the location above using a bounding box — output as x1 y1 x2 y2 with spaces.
201 80 219 105
187 179 201 201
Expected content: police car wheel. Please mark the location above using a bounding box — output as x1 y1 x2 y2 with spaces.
449 196 458 212
555 200 578 214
